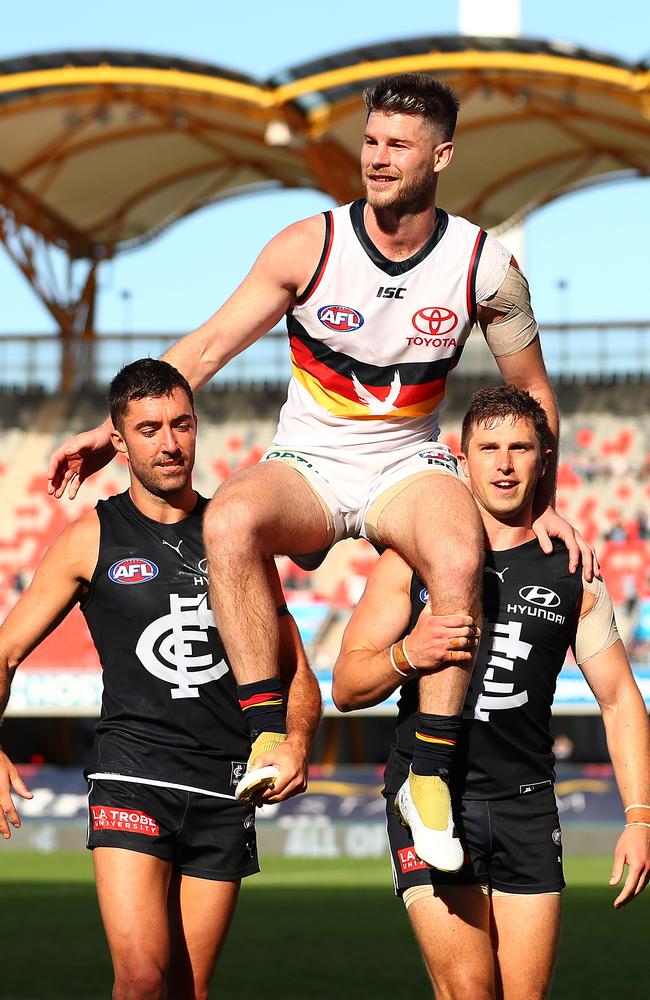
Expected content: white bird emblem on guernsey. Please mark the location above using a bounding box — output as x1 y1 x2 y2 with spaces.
351 369 401 415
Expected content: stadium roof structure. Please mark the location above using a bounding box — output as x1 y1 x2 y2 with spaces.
1 38 648 383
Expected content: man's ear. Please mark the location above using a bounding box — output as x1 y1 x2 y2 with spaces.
111 428 128 459
458 451 469 479
540 447 553 479
433 140 454 174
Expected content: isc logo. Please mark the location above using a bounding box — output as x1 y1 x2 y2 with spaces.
109 558 159 585
317 305 364 332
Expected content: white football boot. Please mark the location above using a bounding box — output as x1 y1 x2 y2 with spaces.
395 767 464 872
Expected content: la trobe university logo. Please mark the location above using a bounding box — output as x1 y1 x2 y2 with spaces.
135 593 228 699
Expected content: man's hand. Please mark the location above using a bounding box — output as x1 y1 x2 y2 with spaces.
609 824 650 908
252 737 308 805
0 751 33 839
47 421 115 500
407 608 480 670
532 506 599 580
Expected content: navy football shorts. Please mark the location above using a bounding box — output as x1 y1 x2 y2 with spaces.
86 777 259 881
386 785 565 896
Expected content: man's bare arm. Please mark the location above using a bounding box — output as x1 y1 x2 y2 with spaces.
477 260 596 576
332 550 477 713
580 598 650 908
48 217 324 499
0 512 99 836
165 215 324 391
488 334 597 577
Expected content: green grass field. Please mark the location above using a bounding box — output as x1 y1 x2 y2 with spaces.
0 852 647 998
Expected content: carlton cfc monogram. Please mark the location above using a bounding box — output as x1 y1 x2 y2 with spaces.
135 593 229 699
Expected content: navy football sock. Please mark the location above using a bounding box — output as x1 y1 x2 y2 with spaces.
237 678 286 738
411 712 462 779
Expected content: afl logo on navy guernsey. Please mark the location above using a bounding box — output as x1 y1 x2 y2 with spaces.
109 558 159 585
519 586 561 608
318 305 364 333
411 307 458 337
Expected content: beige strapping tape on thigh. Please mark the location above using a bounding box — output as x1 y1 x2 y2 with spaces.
403 884 435 909
482 265 539 358
403 882 486 909
266 453 336 548
575 576 620 665
365 469 458 547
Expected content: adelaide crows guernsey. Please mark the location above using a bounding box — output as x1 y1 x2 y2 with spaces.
81 491 249 795
276 199 511 454
391 539 583 799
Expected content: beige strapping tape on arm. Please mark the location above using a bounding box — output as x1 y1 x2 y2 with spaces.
481 264 539 358
575 576 620 665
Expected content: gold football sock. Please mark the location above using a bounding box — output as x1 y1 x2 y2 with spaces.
249 730 287 768
407 772 451 831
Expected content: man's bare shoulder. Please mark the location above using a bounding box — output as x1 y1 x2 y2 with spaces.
46 507 100 581
259 213 327 290
271 213 326 251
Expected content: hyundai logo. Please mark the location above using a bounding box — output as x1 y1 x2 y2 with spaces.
519 586 561 608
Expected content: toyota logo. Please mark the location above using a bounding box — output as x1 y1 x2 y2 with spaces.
519 586 561 608
412 307 458 337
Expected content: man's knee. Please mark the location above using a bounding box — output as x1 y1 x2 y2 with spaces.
418 536 484 589
431 967 494 1000
203 488 264 554
113 959 166 1000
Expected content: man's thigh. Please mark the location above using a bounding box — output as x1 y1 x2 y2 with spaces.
93 848 172 970
407 886 495 1000
490 892 562 1000
167 874 240 999
367 465 483 601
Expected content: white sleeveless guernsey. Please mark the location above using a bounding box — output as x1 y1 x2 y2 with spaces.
275 200 510 456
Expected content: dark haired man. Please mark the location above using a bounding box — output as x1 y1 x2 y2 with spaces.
48 74 594 869
0 359 321 1000
332 385 650 999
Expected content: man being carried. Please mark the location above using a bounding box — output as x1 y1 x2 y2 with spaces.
0 359 321 1000
332 385 650 999
48 75 593 870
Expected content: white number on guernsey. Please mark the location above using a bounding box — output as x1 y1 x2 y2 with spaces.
136 594 228 699
464 620 531 721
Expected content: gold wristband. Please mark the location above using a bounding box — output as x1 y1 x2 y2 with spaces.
393 638 414 673
389 643 409 679
624 807 650 825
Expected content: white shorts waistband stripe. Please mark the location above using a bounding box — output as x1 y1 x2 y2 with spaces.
86 773 237 801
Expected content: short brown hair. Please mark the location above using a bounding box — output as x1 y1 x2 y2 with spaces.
109 358 194 433
363 74 459 140
461 384 553 455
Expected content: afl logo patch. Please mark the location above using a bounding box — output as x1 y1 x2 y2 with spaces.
109 558 159 585
419 587 429 604
552 827 562 846
412 307 458 337
318 305 364 332
519 586 561 608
